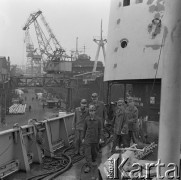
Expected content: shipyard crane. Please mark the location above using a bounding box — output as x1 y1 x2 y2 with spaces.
23 10 69 74
24 28 41 75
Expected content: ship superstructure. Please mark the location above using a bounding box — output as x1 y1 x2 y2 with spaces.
105 0 165 121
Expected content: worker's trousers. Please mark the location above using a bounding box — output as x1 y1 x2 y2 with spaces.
112 133 130 151
74 130 84 154
84 143 98 166
127 130 139 146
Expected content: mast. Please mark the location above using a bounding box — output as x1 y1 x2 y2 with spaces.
76 37 78 55
158 0 181 178
93 19 107 73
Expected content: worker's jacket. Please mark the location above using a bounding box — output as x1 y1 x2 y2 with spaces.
83 115 102 143
112 106 128 135
72 107 88 130
125 105 139 132
89 101 108 126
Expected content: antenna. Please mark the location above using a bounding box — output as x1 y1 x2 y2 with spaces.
76 37 78 54
93 19 107 73
83 45 86 54
70 37 82 60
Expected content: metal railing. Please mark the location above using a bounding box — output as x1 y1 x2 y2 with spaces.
0 113 74 179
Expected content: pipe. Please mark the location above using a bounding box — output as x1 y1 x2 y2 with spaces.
158 0 181 179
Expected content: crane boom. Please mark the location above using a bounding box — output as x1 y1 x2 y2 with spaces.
23 10 71 74
33 19 54 57
23 10 42 30
40 13 63 50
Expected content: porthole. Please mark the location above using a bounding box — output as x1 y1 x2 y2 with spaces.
120 39 128 48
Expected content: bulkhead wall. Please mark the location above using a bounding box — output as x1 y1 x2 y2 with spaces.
104 0 165 81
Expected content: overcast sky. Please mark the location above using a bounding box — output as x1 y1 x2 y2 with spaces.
0 0 110 66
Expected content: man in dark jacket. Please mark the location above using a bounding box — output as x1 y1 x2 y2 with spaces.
89 93 108 153
82 104 102 175
89 93 108 127
111 98 128 152
72 99 88 155
125 96 139 145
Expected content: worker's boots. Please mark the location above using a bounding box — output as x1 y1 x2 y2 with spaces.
91 162 98 180
84 165 91 173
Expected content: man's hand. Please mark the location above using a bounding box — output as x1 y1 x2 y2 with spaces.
104 120 109 126
128 119 135 123
82 139 85 143
129 118 138 123
99 139 104 144
115 146 120 151
72 127 75 133
121 125 128 134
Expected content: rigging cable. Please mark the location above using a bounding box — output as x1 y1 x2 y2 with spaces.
150 16 165 96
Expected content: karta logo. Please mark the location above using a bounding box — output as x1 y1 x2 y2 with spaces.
103 157 129 179
104 158 180 179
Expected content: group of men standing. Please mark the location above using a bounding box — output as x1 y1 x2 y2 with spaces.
72 93 107 175
72 93 139 177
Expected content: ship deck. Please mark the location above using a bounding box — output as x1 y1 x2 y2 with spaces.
5 143 113 180
5 141 158 180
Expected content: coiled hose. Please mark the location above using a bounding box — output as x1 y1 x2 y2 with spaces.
42 153 72 180
62 143 85 164
26 153 72 180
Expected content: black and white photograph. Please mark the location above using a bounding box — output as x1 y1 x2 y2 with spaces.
0 0 180 179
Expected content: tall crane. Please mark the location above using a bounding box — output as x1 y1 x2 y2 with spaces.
24 28 41 75
23 10 69 74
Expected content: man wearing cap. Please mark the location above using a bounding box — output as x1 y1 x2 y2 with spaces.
125 96 139 145
90 93 108 152
111 98 128 152
90 93 108 128
82 104 102 176
72 99 88 155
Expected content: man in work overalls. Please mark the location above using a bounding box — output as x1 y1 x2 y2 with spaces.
82 104 102 177
125 96 139 146
89 93 108 127
111 98 129 152
72 99 88 155
89 93 108 152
